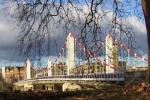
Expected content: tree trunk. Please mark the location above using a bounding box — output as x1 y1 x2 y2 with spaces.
141 0 150 82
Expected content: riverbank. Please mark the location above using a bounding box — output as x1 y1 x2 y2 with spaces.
0 83 150 100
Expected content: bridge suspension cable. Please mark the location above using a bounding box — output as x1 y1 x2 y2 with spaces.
109 34 148 62
71 34 117 70
35 33 148 77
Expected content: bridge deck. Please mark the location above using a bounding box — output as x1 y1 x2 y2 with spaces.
15 73 124 84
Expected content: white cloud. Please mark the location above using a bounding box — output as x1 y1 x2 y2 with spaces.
127 16 146 34
0 17 19 45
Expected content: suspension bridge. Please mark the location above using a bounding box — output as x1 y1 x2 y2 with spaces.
13 33 148 91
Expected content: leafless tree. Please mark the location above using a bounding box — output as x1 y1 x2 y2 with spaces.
3 0 150 80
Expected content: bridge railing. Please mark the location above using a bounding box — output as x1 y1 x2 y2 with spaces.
15 73 124 84
36 73 124 81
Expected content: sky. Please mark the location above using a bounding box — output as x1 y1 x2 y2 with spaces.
0 0 148 68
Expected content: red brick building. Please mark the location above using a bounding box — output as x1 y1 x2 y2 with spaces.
4 66 26 84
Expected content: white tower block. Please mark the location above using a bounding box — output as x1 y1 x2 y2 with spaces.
48 59 52 76
67 33 75 75
2 67 5 80
105 34 114 73
26 58 32 79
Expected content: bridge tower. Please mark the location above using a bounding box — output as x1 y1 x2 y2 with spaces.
26 58 32 79
48 59 52 76
113 44 118 73
66 33 75 75
105 34 118 73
